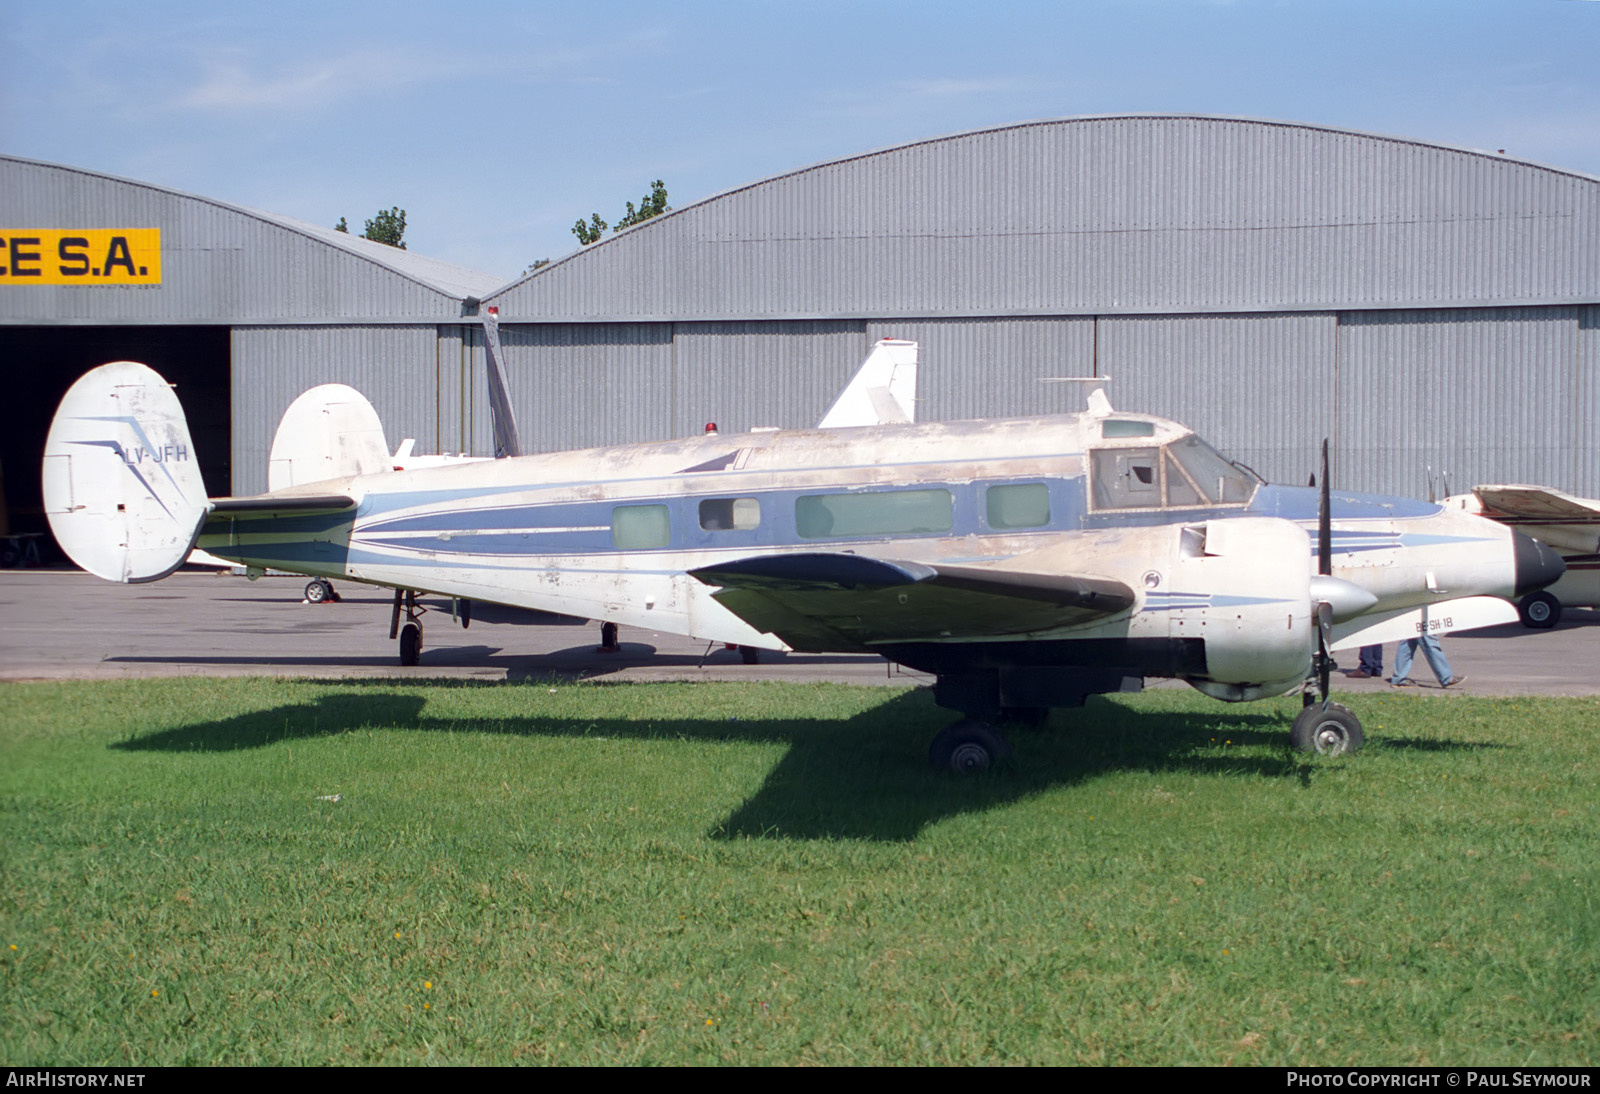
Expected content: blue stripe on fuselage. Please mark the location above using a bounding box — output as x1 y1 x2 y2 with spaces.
352 476 1100 559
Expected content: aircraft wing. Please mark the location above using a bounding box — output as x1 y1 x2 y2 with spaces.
1471 484 1600 555
1473 485 1600 525
690 552 1134 651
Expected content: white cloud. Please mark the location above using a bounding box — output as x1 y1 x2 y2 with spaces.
179 47 464 110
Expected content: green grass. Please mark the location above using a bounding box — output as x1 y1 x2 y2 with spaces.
2 678 1597 1065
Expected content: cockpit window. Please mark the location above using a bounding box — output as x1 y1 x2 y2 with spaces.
1164 451 1204 506
1089 434 1258 510
1167 434 1257 504
1090 447 1162 509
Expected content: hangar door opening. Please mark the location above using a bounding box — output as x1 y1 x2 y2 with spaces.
2 325 231 566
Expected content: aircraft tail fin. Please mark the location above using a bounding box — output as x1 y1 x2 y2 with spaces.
42 361 210 583
817 339 918 428
267 384 392 490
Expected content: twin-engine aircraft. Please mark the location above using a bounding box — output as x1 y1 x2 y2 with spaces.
1444 485 1600 628
42 343 1563 772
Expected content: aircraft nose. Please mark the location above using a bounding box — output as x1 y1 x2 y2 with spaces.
1513 532 1565 596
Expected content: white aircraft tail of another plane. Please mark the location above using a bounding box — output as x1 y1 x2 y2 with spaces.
42 361 210 582
267 384 393 491
816 339 918 428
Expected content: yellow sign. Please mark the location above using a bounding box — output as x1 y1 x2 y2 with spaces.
0 229 162 285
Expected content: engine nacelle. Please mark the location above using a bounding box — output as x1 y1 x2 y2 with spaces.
1162 517 1314 695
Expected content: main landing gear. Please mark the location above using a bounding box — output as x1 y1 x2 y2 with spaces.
304 578 339 603
1290 696 1364 756
1291 645 1365 758
390 589 425 666
1518 591 1561 629
928 719 1015 775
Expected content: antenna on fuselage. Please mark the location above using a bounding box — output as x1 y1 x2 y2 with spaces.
1040 375 1113 416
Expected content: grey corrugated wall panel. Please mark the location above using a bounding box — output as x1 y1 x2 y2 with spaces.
669 321 866 436
1334 308 1587 498
863 317 1095 422
486 323 677 452
1572 306 1600 497
1099 314 1337 487
1 157 486 324
230 326 440 495
435 324 496 460
490 116 1600 322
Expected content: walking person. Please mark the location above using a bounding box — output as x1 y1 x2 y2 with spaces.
1391 634 1466 688
1347 644 1384 679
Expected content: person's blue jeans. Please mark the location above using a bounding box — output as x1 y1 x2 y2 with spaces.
1358 644 1383 674
1393 635 1453 684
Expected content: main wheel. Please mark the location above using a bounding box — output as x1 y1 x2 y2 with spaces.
929 720 1013 774
1518 591 1561 629
305 579 329 603
1290 703 1364 756
739 645 761 665
399 622 422 666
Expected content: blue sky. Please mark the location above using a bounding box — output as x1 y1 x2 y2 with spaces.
4 0 1598 280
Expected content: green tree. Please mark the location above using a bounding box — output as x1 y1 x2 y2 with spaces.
572 213 608 246
613 180 671 232
569 181 672 248
362 207 407 249
334 217 349 233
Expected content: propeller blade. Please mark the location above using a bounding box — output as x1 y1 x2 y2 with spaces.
1316 600 1333 702
1318 439 1332 577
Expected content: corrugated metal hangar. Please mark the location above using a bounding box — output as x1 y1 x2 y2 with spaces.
4 115 1598 559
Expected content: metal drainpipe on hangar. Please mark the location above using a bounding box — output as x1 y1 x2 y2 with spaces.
5 116 1599 564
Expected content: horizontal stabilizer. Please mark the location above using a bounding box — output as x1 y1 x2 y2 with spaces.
691 552 1133 650
43 361 210 583
210 494 357 515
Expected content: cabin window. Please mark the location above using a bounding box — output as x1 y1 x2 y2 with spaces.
699 497 761 531
795 488 953 539
986 483 1051 529
611 504 671 549
1090 448 1161 509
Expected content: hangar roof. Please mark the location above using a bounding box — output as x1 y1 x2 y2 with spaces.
0 155 505 325
486 114 1600 322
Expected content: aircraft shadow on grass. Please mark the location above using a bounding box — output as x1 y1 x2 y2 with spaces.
107 686 1500 841
105 641 878 676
